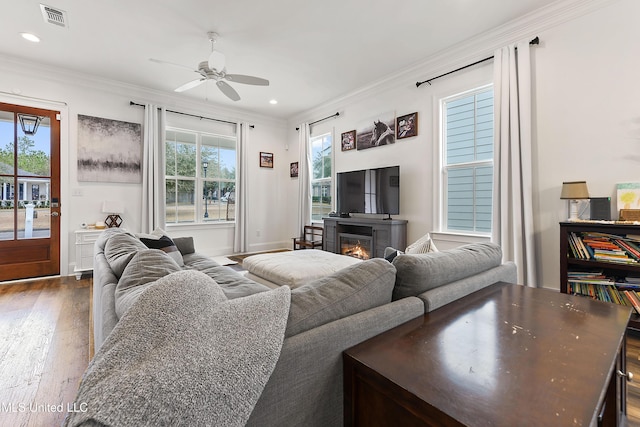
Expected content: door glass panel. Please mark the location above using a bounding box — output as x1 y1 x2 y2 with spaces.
0 176 14 240
0 111 14 241
0 111 14 172
17 116 51 239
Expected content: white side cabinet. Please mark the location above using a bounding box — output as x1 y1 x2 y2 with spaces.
74 229 103 279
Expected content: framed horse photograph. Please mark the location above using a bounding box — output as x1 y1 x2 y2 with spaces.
396 112 418 139
356 113 396 150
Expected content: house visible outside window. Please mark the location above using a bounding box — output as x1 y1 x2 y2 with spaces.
165 128 236 224
442 86 493 233
310 132 332 221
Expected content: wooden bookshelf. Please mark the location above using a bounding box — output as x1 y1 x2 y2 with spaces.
560 221 640 330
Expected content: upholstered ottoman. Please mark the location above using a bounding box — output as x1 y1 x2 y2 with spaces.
242 249 362 288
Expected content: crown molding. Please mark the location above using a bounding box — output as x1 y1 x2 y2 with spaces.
0 53 287 129
288 0 620 126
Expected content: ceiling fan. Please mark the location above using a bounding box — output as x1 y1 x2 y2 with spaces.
150 32 269 101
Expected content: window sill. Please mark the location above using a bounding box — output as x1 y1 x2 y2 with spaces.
165 222 235 231
430 231 491 245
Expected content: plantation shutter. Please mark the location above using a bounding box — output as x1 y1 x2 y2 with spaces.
444 88 493 233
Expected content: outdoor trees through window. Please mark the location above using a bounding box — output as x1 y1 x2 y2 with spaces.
311 132 332 221
165 129 236 223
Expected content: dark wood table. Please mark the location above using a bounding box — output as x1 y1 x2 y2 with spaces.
344 282 632 427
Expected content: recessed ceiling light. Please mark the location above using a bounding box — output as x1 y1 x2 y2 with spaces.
269 99 278 105
20 32 40 43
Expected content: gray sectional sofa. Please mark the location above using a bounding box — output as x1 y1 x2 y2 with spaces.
85 228 516 427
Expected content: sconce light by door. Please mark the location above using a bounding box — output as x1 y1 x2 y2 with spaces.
18 113 44 136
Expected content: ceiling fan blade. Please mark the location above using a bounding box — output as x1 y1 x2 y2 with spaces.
216 81 240 101
175 79 206 92
225 74 269 86
149 58 197 73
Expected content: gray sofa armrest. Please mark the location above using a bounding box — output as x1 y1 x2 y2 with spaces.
247 296 425 427
93 248 119 352
418 261 517 312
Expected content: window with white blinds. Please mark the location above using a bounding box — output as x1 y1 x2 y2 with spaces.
442 86 493 233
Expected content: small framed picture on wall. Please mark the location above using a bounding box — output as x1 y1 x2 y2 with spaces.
290 162 299 177
396 112 418 139
341 130 356 151
260 152 274 168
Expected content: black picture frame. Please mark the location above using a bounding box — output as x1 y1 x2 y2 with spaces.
396 112 418 139
260 152 274 168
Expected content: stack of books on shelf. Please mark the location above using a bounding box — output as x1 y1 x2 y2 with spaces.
568 232 640 264
568 270 640 314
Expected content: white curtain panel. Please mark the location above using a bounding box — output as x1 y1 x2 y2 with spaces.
492 41 537 286
234 123 249 253
141 104 166 233
297 123 312 236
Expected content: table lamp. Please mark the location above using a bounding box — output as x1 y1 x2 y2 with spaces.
102 200 124 228
560 181 589 221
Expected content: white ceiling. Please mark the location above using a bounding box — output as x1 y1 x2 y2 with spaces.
1 0 560 119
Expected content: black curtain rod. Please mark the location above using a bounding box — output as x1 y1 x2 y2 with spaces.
416 37 539 88
296 112 340 131
129 101 253 128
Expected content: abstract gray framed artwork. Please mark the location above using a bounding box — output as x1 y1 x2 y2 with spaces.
77 114 142 183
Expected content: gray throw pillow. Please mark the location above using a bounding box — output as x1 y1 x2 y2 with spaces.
137 229 184 267
104 231 148 278
173 236 195 255
392 242 502 300
115 249 182 318
285 258 396 337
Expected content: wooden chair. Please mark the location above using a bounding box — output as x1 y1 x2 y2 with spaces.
293 225 324 250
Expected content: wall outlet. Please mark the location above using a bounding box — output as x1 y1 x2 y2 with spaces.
72 188 83 196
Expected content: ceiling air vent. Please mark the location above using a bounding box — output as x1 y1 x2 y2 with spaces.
40 4 68 28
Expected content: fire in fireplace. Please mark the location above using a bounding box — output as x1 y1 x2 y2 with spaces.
340 233 371 260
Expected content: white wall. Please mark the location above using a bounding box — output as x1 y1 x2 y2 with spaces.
286 0 640 290
0 58 289 275
533 0 640 288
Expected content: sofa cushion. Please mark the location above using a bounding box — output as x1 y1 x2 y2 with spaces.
104 231 148 278
137 229 184 267
285 258 396 337
173 236 195 255
384 246 404 262
185 253 271 300
115 249 182 318
392 242 503 300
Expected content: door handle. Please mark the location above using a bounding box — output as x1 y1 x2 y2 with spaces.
51 211 59 217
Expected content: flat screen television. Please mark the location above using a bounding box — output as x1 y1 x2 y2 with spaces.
337 165 399 217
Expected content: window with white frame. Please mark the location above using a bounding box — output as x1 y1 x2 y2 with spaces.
441 86 493 233
165 128 236 224
310 132 332 221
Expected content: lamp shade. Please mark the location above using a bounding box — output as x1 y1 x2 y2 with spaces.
102 200 124 214
560 181 589 200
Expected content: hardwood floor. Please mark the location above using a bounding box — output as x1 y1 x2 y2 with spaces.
2 276 640 426
0 276 90 427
